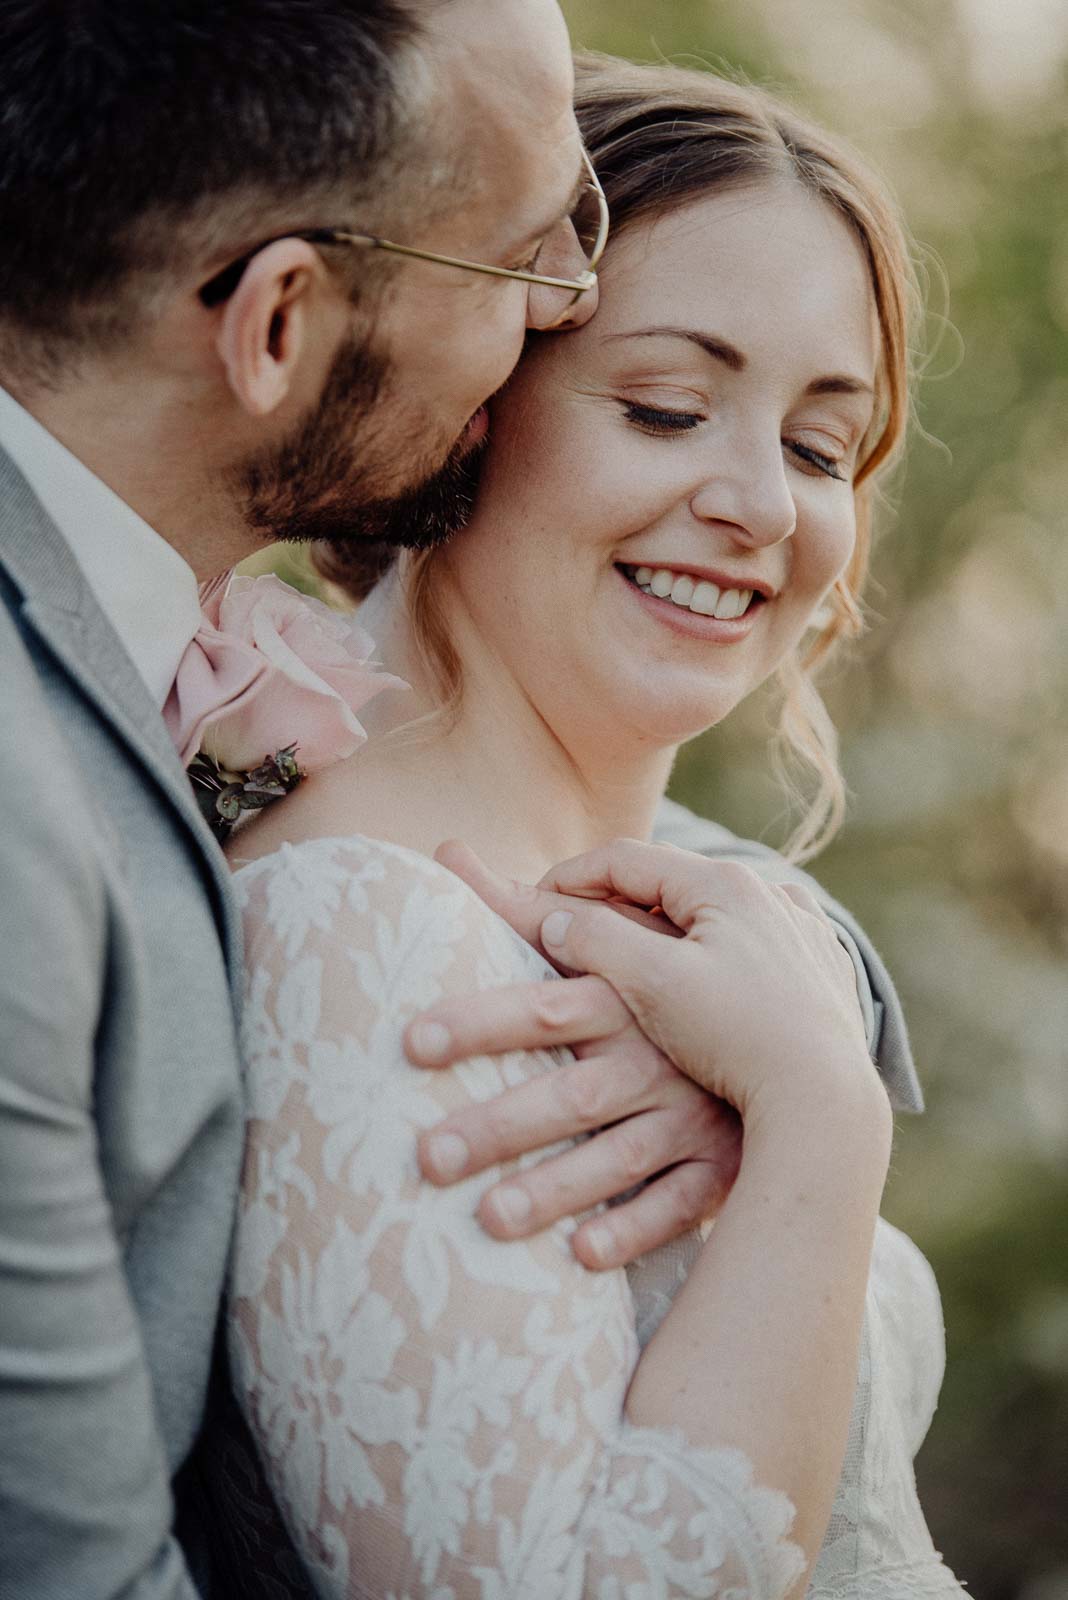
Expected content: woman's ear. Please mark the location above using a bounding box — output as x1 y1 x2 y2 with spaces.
214 238 326 416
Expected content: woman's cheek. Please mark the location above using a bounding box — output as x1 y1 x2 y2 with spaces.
806 507 857 596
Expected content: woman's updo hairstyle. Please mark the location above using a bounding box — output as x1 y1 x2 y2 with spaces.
317 52 919 860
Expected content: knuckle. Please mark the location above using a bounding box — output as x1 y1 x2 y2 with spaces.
718 859 762 891
606 834 640 857
657 1106 700 1163
612 1121 653 1183
623 1041 675 1099
678 1164 720 1224
557 1062 613 1126
529 980 581 1037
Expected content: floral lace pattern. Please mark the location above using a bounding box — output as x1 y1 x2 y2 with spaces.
229 836 966 1598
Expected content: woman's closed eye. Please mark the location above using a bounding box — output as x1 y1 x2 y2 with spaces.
788 440 848 481
621 400 703 435
622 399 850 483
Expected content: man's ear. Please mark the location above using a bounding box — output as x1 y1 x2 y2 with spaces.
214 238 328 416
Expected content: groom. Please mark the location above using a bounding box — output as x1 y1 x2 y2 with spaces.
0 2 603 1594
0 1 919 1596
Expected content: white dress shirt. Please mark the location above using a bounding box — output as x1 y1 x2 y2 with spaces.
0 383 202 708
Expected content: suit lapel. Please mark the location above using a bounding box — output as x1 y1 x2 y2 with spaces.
0 448 244 1000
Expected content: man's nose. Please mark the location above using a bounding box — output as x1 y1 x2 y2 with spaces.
525 217 600 331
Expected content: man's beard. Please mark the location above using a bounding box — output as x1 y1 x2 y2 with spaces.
236 332 486 554
322 425 487 553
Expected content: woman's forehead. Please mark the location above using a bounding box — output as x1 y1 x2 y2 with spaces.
591 183 879 384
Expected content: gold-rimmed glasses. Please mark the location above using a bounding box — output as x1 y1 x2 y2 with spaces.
199 148 609 330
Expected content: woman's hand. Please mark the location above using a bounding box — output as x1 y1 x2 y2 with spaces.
409 838 882 1160
527 837 877 1123
410 837 893 1581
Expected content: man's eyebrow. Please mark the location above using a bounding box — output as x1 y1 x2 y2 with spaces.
606 326 875 396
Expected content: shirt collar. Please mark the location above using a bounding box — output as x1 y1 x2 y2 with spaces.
0 383 202 708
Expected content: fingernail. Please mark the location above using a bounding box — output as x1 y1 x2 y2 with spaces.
426 1131 469 1179
541 910 573 948
493 1186 532 1228
583 1224 613 1264
408 1020 451 1063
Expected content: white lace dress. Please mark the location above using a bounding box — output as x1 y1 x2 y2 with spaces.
229 836 967 1599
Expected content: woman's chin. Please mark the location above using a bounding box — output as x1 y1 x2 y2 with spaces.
599 682 741 753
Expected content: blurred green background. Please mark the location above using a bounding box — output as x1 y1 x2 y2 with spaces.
560 0 1068 1593
260 1 1068 1590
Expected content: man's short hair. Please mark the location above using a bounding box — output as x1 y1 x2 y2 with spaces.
0 0 436 378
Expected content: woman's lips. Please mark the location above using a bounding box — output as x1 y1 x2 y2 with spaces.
616 563 765 640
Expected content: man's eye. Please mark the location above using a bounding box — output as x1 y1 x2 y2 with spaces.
511 244 543 274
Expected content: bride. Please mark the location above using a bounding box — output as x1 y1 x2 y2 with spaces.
226 54 965 1599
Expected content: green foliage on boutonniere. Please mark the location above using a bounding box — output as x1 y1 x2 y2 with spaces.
188 745 303 844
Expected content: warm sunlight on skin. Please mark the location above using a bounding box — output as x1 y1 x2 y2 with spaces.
357 0 591 498
235 178 880 883
440 178 878 757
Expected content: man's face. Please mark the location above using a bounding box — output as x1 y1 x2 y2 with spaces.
236 324 488 550
239 0 594 550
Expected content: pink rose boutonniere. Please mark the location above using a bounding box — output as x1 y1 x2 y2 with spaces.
165 571 406 840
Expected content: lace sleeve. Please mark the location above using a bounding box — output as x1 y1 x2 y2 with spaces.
229 836 805 1600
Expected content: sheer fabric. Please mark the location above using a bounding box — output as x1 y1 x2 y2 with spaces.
229 836 966 1598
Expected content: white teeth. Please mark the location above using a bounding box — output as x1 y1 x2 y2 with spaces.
714 588 753 620
690 580 721 616
627 565 757 621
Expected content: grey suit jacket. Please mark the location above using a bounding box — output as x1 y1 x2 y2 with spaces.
654 797 923 1113
0 449 245 1599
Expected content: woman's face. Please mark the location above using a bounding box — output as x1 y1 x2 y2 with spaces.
440 178 879 757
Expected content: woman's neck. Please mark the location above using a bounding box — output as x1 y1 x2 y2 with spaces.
331 567 676 883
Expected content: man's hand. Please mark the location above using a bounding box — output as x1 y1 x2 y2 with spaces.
405 842 742 1270
406 837 876 1268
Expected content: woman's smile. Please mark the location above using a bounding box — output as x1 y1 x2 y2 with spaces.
615 562 768 642
438 176 877 760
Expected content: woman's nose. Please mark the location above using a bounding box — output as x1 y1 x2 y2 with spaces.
689 445 797 548
525 217 599 331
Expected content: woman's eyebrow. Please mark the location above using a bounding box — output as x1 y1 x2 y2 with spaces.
605 326 874 397
603 326 747 372
805 373 875 398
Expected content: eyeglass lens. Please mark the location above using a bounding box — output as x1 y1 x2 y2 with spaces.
529 178 604 278
571 179 607 257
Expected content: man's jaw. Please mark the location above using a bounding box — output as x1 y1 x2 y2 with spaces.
317 420 490 553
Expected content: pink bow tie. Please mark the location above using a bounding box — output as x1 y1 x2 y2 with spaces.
163 570 405 775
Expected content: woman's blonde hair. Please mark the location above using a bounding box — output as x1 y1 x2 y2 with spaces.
318 53 919 860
